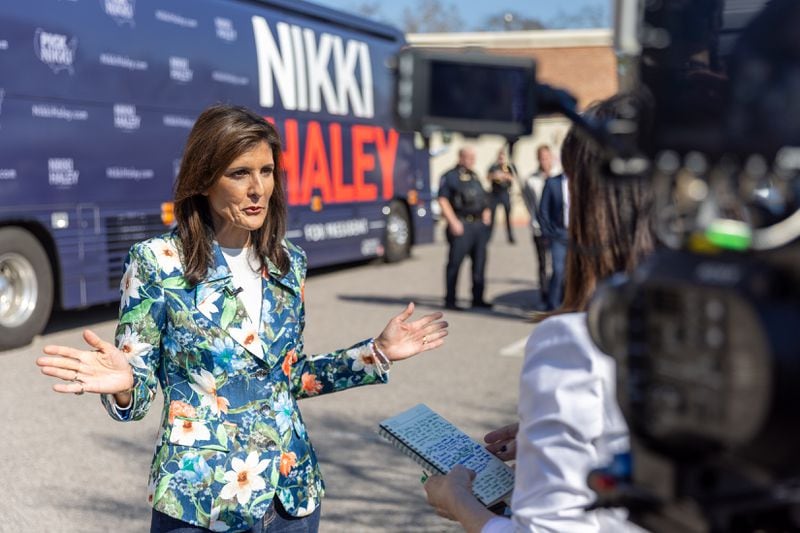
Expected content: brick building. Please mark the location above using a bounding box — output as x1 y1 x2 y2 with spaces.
407 29 617 225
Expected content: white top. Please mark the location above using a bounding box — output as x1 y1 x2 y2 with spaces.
482 313 641 533
220 246 262 324
527 171 547 200
562 175 570 229
523 171 548 231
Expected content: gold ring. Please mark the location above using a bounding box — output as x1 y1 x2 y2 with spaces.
422 335 428 345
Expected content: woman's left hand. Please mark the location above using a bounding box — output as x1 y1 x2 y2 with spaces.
374 302 448 362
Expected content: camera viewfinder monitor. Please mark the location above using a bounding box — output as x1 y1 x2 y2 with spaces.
395 49 536 137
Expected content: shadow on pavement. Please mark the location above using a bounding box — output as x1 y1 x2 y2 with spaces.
79 496 146 520
37 486 149 530
96 433 159 457
337 287 543 320
43 304 119 336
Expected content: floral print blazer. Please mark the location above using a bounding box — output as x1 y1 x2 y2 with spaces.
100 231 387 532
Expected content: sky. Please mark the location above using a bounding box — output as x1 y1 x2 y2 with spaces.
311 0 612 31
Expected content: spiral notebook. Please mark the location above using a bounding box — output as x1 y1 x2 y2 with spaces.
378 404 515 507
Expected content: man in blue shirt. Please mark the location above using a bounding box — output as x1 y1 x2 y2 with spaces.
539 170 568 310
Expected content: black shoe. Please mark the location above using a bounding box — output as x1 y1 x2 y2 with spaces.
445 302 466 311
471 300 493 309
508 237 516 244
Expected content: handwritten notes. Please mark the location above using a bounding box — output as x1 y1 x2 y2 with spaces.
379 404 514 507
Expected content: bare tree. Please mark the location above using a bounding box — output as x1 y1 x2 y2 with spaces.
482 11 546 31
351 1 387 22
351 0 605 32
402 0 465 33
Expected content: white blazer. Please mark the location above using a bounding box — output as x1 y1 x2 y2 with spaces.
484 313 642 533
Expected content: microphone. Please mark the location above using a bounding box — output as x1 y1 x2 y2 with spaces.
226 286 244 297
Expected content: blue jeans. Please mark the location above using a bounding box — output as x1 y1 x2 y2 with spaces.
547 239 567 310
150 497 321 533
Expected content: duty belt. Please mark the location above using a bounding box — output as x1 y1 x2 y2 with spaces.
459 214 481 222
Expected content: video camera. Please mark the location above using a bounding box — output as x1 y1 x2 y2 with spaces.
395 1 800 531
588 1 800 531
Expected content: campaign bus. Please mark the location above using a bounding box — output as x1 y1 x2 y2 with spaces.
0 0 434 350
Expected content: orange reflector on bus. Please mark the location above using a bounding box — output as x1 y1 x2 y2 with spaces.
311 196 323 212
407 190 418 205
161 202 175 226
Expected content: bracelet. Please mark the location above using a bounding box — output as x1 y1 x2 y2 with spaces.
370 340 393 373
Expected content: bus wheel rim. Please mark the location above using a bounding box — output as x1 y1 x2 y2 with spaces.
387 214 409 246
0 252 38 328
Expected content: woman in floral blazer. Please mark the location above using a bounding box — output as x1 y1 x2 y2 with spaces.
37 105 448 533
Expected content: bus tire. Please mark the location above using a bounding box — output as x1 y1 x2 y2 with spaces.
384 200 411 263
0 227 54 351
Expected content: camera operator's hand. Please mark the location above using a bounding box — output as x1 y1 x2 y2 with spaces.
484 422 518 462
482 208 491 226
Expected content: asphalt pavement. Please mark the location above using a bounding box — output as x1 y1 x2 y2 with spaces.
1 226 542 532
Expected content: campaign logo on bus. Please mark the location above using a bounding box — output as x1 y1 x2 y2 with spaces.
215 17 237 42
114 104 140 131
35 29 78 74
103 0 135 26
48 158 79 187
169 56 193 83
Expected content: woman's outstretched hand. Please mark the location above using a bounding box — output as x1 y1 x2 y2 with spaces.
374 302 448 362
36 329 134 398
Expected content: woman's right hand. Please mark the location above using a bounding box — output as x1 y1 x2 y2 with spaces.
36 329 134 401
484 422 519 462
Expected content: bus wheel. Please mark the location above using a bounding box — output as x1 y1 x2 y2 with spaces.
0 227 54 351
384 201 411 262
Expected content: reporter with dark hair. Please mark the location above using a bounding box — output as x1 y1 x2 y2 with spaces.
423 95 654 532
36 104 448 533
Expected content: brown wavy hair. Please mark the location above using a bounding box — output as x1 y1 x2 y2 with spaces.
555 94 656 315
173 104 289 285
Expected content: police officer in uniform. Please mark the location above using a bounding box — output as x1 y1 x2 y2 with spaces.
437 146 492 310
487 148 517 243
